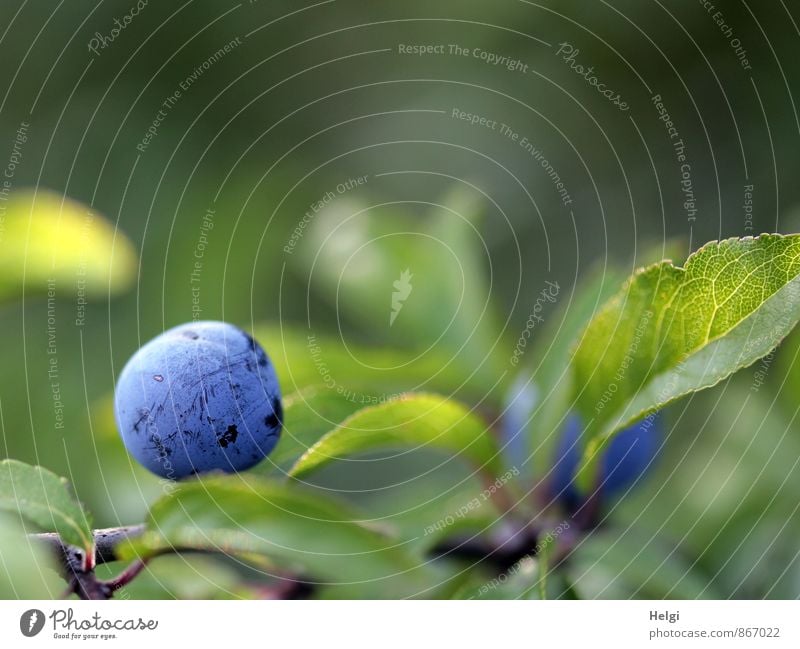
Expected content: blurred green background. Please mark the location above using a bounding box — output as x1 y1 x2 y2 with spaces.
2 0 800 598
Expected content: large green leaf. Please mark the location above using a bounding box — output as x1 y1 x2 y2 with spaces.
0 189 137 301
0 460 94 558
573 234 800 487
289 393 502 480
118 475 442 598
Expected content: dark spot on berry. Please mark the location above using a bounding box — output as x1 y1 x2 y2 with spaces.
217 424 239 448
182 330 199 340
264 398 283 430
132 409 150 433
241 330 257 351
153 374 164 382
241 330 269 367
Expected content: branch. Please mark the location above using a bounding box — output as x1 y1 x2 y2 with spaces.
32 526 146 600
429 524 539 573
34 525 145 572
429 518 579 575
31 525 315 600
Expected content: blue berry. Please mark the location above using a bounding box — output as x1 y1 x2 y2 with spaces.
114 321 282 479
549 411 661 514
500 376 538 471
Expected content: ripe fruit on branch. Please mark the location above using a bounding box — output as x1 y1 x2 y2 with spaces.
114 321 282 479
549 412 661 516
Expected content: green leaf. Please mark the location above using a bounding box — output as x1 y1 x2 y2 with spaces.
264 385 364 471
0 189 137 301
513 240 685 479
118 475 442 598
0 513 64 598
288 393 502 480
573 234 800 488
94 554 245 600
521 267 624 479
0 459 94 557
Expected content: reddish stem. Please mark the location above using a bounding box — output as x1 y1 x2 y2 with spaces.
107 559 149 593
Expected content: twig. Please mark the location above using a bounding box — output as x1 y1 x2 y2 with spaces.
31 525 314 600
32 526 146 600
477 468 516 516
34 525 145 571
429 521 540 573
261 578 314 600
107 559 149 592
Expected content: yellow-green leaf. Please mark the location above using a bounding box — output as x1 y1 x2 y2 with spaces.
0 189 137 301
289 393 501 479
573 234 800 488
